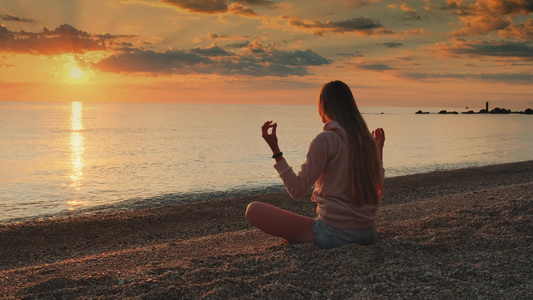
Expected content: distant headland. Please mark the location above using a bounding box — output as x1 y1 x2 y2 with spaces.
416 102 533 115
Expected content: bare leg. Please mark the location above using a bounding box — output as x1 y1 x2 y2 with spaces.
245 201 315 244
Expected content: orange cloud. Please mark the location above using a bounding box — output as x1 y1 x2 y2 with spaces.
228 2 257 16
0 24 109 55
400 1 422 20
498 18 533 40
448 0 533 39
424 0 437 13
262 15 393 36
387 1 422 20
399 27 430 36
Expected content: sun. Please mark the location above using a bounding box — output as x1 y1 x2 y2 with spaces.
70 66 84 79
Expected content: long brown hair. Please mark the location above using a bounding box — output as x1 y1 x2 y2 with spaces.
318 80 381 207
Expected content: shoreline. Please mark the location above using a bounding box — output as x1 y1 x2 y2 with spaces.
3 160 530 225
1 160 532 299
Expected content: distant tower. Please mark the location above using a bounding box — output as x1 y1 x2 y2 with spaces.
486 102 489 111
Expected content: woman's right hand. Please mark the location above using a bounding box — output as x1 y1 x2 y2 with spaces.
372 128 385 149
372 128 385 160
262 121 280 154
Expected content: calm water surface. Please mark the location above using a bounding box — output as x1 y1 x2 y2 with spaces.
1 102 531 222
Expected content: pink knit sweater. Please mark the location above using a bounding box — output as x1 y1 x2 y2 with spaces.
274 121 384 230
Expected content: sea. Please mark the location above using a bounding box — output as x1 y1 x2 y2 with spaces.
1 101 532 223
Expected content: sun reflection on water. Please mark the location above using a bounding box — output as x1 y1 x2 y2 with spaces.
70 101 85 194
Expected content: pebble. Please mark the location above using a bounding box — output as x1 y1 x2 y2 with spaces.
1 162 531 299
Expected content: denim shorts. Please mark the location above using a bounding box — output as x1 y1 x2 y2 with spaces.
312 218 377 249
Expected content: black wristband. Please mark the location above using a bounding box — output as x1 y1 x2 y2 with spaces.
272 152 283 159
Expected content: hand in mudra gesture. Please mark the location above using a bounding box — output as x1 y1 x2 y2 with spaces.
372 128 385 160
372 128 385 149
262 121 280 154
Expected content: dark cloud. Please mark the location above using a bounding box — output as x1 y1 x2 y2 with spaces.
96 49 212 74
286 16 388 36
227 40 251 48
0 24 106 55
191 45 231 56
336 51 364 58
119 42 134 48
160 0 266 16
160 0 228 14
381 42 403 48
95 42 331 77
0 13 37 23
234 0 274 6
333 18 383 30
474 72 533 82
438 1 464 12
345 0 380 8
401 10 422 21
438 39 533 59
401 71 533 84
96 32 137 40
0 24 135 55
357 62 395 71
207 33 250 40
260 49 331 66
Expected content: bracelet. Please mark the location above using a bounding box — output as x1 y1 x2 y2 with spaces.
272 152 283 159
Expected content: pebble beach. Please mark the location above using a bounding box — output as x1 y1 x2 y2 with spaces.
1 161 532 299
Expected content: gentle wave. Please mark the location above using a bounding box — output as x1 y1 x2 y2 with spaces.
2 184 287 223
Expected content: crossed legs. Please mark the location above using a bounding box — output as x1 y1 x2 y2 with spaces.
245 201 315 244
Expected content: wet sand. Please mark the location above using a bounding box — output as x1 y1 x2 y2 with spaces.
1 161 532 299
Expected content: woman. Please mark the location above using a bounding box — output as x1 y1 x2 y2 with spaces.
245 80 385 249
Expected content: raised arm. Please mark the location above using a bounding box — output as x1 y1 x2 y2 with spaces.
372 128 385 200
262 121 328 199
262 121 283 162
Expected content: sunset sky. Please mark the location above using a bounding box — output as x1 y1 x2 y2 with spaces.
1 0 532 108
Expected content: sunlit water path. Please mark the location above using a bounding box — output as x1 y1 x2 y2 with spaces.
1 101 531 222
